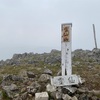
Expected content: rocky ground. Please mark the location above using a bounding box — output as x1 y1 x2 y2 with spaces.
0 48 100 100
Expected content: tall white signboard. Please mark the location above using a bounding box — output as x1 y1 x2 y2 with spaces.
51 23 82 86
61 24 72 76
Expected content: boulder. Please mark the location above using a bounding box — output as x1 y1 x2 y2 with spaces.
91 90 100 95
91 96 98 100
2 74 23 82
2 84 18 98
43 69 52 75
38 74 51 82
14 94 19 98
78 93 88 100
46 84 56 92
56 91 62 100
62 94 72 100
72 96 78 100
27 81 41 95
21 87 27 93
2 74 12 81
3 86 14 98
49 92 56 99
10 84 18 91
12 75 23 81
21 92 28 100
27 86 37 95
27 71 36 78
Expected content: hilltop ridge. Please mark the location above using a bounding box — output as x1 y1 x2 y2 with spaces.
0 48 100 67
0 48 100 99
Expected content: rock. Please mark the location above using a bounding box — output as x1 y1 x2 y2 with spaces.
0 60 4 66
2 74 23 82
35 92 49 100
10 84 18 91
77 89 100 96
75 94 80 99
12 75 23 81
27 86 36 94
91 96 98 100
38 74 51 82
28 93 33 97
78 93 88 100
2 84 18 98
21 92 28 100
13 96 22 100
31 81 41 91
43 69 52 75
62 87 74 95
62 94 72 100
49 92 56 100
2 74 12 81
21 87 27 93
87 65 93 69
27 71 36 78
14 94 19 98
46 84 56 92
77 88 86 93
3 86 14 98
72 96 78 100
56 91 62 100
92 90 100 95
27 81 41 95
39 83 46 92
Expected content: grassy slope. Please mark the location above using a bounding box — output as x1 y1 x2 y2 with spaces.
0 62 100 90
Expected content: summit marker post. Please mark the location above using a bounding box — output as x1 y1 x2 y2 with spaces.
51 23 82 87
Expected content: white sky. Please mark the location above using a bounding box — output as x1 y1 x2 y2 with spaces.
0 0 100 60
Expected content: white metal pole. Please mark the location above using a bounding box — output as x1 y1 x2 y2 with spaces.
93 24 97 49
61 24 72 76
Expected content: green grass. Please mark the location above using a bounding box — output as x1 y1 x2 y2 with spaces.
2 90 10 100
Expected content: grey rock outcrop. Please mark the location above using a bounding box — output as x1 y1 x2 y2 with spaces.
0 72 100 100
38 74 51 82
27 81 41 95
3 74 23 82
1 48 100 66
27 71 36 78
0 49 61 66
2 84 18 98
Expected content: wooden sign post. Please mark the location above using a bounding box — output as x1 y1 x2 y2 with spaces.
51 23 82 87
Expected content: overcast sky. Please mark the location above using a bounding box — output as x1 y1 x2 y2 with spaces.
0 0 100 60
